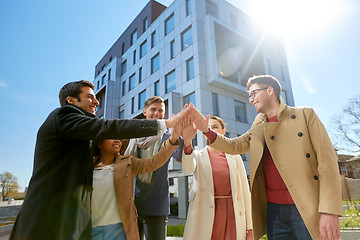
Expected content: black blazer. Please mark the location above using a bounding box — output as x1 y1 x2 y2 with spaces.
11 104 158 240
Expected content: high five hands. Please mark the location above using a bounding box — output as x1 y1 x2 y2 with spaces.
167 103 210 147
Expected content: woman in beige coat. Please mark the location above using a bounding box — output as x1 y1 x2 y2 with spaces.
91 123 181 240
181 116 253 240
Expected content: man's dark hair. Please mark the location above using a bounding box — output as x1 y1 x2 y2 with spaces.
246 75 282 102
59 80 95 106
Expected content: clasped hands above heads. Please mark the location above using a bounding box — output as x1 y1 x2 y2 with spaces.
165 102 209 134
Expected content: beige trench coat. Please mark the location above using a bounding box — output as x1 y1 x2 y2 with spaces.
209 99 342 240
113 139 178 240
182 146 252 240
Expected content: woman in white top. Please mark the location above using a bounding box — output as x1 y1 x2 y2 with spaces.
182 116 253 240
91 123 181 240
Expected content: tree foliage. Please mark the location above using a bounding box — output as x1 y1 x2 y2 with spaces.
0 171 19 201
331 95 360 154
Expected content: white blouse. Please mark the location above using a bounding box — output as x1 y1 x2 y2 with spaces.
92 164 122 227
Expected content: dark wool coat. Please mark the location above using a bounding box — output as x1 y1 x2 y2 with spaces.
10 104 158 240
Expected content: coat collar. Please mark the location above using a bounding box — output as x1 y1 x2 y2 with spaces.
258 97 287 122
63 104 96 118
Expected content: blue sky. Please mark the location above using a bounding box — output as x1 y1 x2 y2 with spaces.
1 0 359 190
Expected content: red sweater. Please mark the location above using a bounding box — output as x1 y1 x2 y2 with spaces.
204 116 294 204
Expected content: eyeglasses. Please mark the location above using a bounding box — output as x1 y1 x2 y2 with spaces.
248 87 268 100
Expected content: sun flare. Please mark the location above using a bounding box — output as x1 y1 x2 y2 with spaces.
249 0 343 38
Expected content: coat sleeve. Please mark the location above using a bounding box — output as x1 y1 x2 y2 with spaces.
131 139 179 176
182 150 197 175
304 108 342 216
171 137 184 162
56 105 158 140
209 132 251 155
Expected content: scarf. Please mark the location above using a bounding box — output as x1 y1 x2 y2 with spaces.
124 134 163 183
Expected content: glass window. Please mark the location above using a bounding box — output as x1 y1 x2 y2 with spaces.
122 42 125 55
154 80 160 96
170 40 175 59
121 60 127 76
234 100 246 123
281 90 288 105
151 53 160 74
143 18 148 32
119 110 124 119
151 31 156 48
186 0 191 16
133 50 136 65
101 74 106 85
140 40 147 58
183 92 195 107
108 68 111 81
131 97 135 114
139 90 146 109
206 0 218 18
131 30 137 46
122 81 126 96
97 80 100 90
139 67 142 83
109 56 113 62
129 73 136 91
181 26 193 51
165 70 176 93
280 65 285 82
165 13 174 35
212 93 219 116
186 57 194 80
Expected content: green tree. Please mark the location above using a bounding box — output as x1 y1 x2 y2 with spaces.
331 95 360 154
0 172 19 201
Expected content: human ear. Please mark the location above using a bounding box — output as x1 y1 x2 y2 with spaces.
66 96 76 104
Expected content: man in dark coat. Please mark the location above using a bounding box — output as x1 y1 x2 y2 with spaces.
10 80 187 240
124 96 184 240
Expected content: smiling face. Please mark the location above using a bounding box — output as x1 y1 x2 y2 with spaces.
248 83 272 114
143 102 165 120
98 139 122 155
209 118 226 136
66 86 99 114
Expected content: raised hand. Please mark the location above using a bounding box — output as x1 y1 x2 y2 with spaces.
165 103 192 128
182 116 197 147
189 106 210 133
169 120 182 144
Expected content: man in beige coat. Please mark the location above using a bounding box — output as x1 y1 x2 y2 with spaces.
190 75 342 240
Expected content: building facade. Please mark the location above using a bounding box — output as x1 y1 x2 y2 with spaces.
93 0 294 218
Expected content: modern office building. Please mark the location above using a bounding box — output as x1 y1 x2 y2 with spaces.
93 0 294 218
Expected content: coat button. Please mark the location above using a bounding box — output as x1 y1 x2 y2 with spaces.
130 197 133 200
314 175 319 180
306 153 311 158
248 136 251 141
291 115 296 119
298 132 303 137
271 136 275 140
